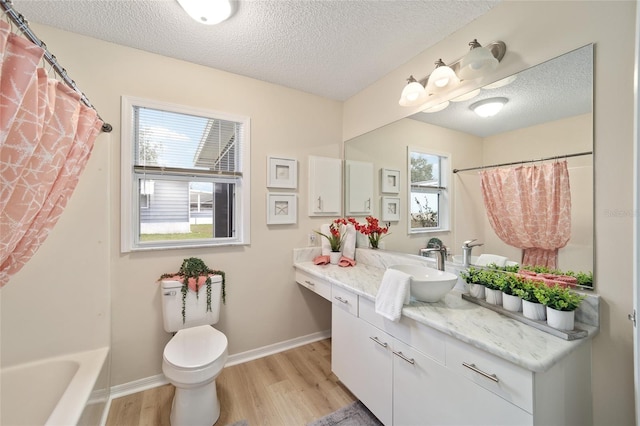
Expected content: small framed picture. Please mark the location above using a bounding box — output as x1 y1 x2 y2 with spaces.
381 168 400 193
267 193 297 225
381 197 400 221
267 156 297 189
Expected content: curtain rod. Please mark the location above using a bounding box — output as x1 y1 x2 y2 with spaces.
452 151 593 174
0 0 112 133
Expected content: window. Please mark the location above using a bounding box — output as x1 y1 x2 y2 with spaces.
121 97 250 251
408 148 449 233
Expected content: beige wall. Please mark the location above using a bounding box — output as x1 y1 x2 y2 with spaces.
1 24 342 385
345 1 636 424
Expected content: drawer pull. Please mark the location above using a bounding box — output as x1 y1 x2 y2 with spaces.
462 362 499 383
304 280 315 286
393 350 415 365
369 336 388 348
334 296 349 304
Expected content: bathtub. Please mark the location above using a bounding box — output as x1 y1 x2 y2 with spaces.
1 347 110 426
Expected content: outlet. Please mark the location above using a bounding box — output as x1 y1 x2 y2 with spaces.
308 233 316 246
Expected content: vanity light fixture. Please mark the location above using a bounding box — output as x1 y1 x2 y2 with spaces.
398 75 428 106
177 0 234 25
398 40 506 108
425 59 460 94
458 39 500 80
470 97 508 118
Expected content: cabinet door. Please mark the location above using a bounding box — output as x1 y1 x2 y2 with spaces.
345 160 373 215
393 339 532 426
309 156 341 216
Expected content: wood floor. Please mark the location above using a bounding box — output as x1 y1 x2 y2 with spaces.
105 338 356 426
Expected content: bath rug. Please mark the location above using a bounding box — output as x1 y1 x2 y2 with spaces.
307 401 383 426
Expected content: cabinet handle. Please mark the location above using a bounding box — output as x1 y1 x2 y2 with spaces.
334 296 349 304
369 336 388 348
317 196 322 211
304 280 315 286
462 362 499 383
366 198 371 210
392 350 415 364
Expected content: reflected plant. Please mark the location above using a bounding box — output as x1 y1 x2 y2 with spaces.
412 196 437 227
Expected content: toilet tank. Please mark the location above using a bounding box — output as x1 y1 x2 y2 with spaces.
161 275 222 333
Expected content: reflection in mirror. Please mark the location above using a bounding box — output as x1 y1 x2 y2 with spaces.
409 149 448 232
344 44 593 279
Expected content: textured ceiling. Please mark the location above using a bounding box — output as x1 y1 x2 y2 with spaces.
12 0 500 101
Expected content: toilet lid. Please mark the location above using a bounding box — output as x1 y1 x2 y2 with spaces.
164 325 228 369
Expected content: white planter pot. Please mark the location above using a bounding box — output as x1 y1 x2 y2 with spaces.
329 252 341 265
502 293 522 312
546 307 575 331
522 300 546 321
468 283 485 299
485 288 502 305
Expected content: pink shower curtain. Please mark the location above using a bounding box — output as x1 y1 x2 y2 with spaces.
480 161 572 269
0 21 103 286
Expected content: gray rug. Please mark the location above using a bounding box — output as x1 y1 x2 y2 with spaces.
307 401 383 426
226 420 248 426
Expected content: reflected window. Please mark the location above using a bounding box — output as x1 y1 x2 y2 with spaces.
409 150 449 232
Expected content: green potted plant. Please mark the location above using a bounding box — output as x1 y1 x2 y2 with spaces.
460 267 485 299
483 271 505 305
533 284 586 330
513 279 546 320
501 274 524 312
158 257 226 323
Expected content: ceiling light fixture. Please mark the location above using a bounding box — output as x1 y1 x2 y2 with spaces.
469 97 508 118
399 40 506 108
177 0 234 25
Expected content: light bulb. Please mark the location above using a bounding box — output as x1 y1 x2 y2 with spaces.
177 0 234 25
399 77 427 106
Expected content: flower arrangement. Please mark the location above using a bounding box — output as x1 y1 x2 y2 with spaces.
355 216 391 249
315 218 354 252
159 257 226 323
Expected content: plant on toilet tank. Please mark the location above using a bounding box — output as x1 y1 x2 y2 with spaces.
159 257 226 323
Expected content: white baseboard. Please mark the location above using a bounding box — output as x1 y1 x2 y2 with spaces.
107 329 331 401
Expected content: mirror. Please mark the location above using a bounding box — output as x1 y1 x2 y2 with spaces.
344 45 593 274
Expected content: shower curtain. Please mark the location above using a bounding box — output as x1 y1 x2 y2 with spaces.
0 21 103 286
480 161 571 269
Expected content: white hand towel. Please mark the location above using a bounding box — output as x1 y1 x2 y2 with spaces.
342 223 357 260
476 254 508 267
375 269 411 322
320 223 335 256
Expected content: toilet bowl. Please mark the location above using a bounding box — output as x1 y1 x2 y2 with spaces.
162 324 228 426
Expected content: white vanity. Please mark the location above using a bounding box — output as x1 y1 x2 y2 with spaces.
294 248 598 426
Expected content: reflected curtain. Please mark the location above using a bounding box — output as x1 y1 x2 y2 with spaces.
0 21 103 286
480 161 571 269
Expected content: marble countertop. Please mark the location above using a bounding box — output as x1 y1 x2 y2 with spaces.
294 248 598 373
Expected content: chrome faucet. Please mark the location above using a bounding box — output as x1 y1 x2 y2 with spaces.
462 239 484 267
419 245 447 271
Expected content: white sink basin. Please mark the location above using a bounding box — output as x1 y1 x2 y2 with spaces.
388 264 458 302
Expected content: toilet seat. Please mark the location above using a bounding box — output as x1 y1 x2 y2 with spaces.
164 325 228 370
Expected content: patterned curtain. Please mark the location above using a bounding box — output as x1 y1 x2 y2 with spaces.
480 161 572 269
0 21 103 286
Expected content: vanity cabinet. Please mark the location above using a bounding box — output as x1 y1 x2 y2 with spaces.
294 269 331 301
308 156 342 216
345 160 373 216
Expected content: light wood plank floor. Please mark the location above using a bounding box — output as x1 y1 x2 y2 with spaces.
105 338 356 426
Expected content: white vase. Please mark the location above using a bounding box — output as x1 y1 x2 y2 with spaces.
522 300 546 321
329 252 341 265
502 293 522 312
485 288 502 305
468 283 485 299
546 307 575 331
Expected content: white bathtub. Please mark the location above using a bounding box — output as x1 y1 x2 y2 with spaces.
1 347 109 426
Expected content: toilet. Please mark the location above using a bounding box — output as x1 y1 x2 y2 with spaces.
161 275 228 426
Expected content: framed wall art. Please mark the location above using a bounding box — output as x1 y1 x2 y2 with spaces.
381 168 400 193
267 156 297 189
381 196 400 221
267 193 297 225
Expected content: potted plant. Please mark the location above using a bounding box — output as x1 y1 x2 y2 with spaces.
315 218 351 264
533 284 586 330
460 267 485 299
354 216 391 249
158 257 226 323
513 279 546 320
483 271 504 305
501 274 524 312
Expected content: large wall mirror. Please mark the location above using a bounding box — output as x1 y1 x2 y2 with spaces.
345 44 593 276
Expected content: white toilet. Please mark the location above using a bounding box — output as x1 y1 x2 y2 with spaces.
161 275 228 426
